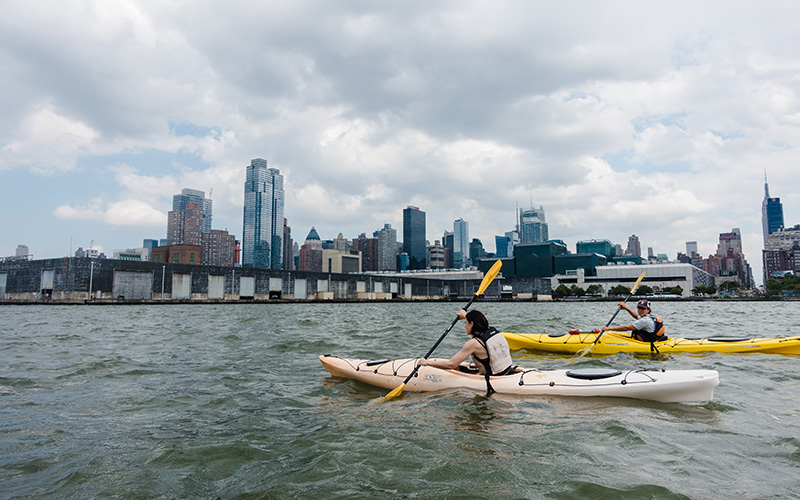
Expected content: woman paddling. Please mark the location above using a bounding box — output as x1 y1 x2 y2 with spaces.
416 309 514 381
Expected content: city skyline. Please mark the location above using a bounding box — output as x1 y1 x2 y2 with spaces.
2 155 795 285
4 3 800 285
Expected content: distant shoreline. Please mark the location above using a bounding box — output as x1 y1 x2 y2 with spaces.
1 296 791 306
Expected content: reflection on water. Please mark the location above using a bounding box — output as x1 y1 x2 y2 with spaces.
452 394 500 435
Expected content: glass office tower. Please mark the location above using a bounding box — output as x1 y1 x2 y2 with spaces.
242 158 284 269
403 206 426 269
453 218 469 268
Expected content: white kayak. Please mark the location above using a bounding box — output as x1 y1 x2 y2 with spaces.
320 354 720 403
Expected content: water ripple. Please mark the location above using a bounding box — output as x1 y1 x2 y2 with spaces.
0 302 798 498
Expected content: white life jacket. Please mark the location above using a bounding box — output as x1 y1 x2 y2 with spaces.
473 327 513 375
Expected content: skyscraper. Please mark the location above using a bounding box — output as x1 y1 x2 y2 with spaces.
627 235 641 257
403 206 426 269
453 218 469 268
519 206 549 244
761 174 784 248
442 230 454 269
495 235 509 258
298 227 322 272
242 158 285 268
717 228 743 256
173 188 212 234
686 241 698 256
469 238 485 266
283 218 294 271
377 223 397 271
427 240 445 269
167 202 203 246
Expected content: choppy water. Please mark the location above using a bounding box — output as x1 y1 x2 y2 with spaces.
1 301 798 499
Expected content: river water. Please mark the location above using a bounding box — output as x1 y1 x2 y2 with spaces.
1 301 798 499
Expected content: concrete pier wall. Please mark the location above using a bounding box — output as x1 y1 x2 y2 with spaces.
0 258 552 303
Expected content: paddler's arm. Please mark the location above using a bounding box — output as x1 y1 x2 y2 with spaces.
601 324 635 332
417 338 480 370
619 301 638 319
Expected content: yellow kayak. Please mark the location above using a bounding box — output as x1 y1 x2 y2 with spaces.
502 331 800 355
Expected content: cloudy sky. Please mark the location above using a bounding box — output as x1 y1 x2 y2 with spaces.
3 1 800 284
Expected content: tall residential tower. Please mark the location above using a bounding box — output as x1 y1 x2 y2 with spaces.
173 188 212 234
242 158 285 268
519 206 549 244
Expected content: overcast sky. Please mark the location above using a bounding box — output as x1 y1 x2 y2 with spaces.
3 1 800 285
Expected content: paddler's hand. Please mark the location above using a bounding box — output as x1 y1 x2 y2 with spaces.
416 358 429 367
456 309 467 320
601 326 611 331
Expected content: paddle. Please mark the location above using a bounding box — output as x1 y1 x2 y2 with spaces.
381 259 504 400
577 272 646 357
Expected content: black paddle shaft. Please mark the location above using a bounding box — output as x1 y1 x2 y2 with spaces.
399 295 477 385
588 291 636 349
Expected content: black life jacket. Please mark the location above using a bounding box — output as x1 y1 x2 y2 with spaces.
633 316 667 352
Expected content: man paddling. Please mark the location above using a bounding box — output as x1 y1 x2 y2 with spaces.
601 299 667 343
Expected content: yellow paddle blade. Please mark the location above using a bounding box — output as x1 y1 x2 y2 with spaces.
383 383 405 400
630 272 646 293
476 260 503 296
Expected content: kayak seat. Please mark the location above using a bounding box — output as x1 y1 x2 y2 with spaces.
706 337 751 342
566 368 622 380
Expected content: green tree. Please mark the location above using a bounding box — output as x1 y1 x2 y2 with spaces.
667 286 683 295
586 284 604 296
554 284 571 298
637 285 653 295
693 285 716 296
765 278 784 297
783 274 800 290
569 285 586 297
719 281 741 292
609 285 630 296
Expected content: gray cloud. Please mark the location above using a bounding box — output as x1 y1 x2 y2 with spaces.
3 1 800 282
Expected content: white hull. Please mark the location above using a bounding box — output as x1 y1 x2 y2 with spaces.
320 355 719 403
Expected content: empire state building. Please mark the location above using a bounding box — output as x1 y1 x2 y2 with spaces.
761 173 784 249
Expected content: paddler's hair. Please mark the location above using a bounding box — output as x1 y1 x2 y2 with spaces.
465 310 490 333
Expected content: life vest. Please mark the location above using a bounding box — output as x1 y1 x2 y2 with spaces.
473 327 513 375
633 316 667 344
472 327 513 395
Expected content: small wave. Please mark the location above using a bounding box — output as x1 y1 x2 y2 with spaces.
556 481 692 499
